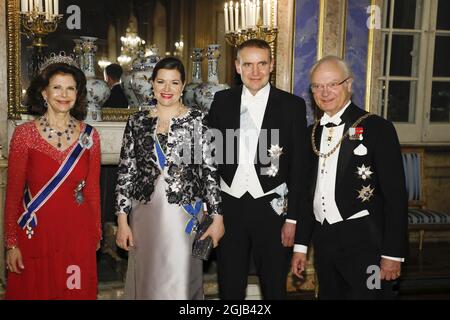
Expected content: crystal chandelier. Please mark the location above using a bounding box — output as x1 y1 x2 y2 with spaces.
174 35 184 58
117 15 145 68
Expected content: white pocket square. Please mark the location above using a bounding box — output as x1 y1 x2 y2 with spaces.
353 144 367 156
347 209 370 220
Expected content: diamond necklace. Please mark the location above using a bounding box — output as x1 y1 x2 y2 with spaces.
39 115 76 149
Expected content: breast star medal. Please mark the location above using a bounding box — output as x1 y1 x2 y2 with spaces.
266 164 279 177
357 185 374 202
356 164 373 180
268 144 283 158
266 144 283 177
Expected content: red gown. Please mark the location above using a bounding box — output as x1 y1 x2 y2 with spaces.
4 121 102 300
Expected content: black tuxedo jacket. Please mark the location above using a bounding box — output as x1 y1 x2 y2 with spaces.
207 85 309 221
295 103 408 258
103 84 129 108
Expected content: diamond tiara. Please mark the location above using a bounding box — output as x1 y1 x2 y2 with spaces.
39 52 80 73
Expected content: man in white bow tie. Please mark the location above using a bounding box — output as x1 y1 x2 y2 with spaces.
208 39 309 299
291 56 408 299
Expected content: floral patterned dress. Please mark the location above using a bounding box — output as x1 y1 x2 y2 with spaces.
4 121 101 300
117 108 222 300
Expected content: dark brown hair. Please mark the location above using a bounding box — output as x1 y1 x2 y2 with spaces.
105 63 123 81
151 57 186 83
25 63 87 120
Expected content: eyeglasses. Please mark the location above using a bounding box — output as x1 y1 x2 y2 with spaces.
310 77 350 93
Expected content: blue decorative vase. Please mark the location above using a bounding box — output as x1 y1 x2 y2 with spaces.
194 44 230 113
130 51 160 110
80 36 110 122
183 48 203 108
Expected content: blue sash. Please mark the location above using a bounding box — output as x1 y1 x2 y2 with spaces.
17 125 94 237
154 133 202 234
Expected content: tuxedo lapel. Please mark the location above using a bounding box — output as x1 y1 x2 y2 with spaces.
336 103 366 188
311 123 322 195
336 123 353 188
259 86 279 133
225 86 243 183
255 86 282 166
228 86 242 130
255 86 283 172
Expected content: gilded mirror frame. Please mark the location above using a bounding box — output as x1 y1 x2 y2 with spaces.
7 0 21 120
6 0 137 121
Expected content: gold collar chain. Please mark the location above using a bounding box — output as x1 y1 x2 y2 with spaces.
311 113 373 159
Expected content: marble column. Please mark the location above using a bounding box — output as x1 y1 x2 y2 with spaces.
275 0 295 92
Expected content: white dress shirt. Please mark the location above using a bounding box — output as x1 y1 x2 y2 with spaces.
221 84 296 224
221 83 270 199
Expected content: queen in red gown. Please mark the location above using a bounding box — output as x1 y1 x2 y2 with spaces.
4 58 101 300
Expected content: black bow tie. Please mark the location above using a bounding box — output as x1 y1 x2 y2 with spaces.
324 122 340 128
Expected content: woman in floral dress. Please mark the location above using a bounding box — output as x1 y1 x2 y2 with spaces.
115 57 224 299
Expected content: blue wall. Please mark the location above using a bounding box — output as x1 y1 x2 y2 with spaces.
293 0 319 125
293 0 371 123
345 0 371 108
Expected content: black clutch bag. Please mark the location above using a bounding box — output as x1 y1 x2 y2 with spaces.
192 214 214 260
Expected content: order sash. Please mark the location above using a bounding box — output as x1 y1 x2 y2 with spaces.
17 125 94 233
154 133 202 234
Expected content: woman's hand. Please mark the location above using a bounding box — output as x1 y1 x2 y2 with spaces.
200 214 225 248
116 213 134 251
6 247 25 274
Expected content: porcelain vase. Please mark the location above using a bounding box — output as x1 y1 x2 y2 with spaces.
79 36 110 121
130 52 160 110
183 48 203 108
194 44 230 113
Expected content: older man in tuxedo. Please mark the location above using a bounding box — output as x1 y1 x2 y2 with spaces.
208 39 308 299
291 56 408 299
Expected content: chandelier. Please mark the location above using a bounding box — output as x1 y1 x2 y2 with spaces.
117 17 145 68
174 35 184 58
223 0 278 83
223 0 278 45
98 58 111 69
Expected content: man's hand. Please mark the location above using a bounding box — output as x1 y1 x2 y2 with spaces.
380 258 401 281
291 252 307 279
281 222 296 247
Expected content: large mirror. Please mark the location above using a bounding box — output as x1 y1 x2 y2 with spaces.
7 0 232 121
